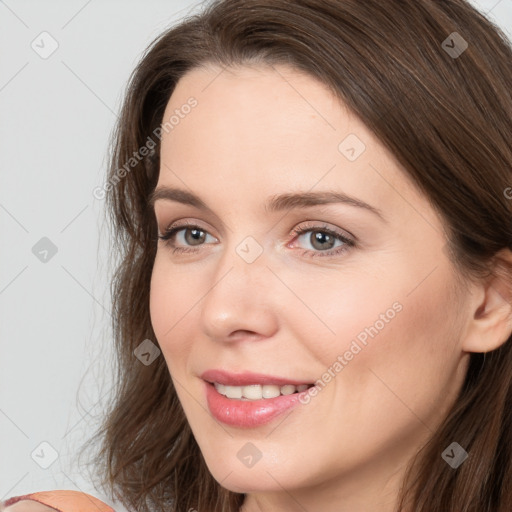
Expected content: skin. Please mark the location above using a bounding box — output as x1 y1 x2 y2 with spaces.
2 502 57 511
149 63 512 512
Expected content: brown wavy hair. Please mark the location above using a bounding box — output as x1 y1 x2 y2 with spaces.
82 0 512 511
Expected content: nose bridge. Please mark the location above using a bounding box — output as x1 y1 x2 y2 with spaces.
214 232 269 290
199 233 278 340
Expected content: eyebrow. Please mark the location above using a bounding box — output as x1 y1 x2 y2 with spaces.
148 186 386 221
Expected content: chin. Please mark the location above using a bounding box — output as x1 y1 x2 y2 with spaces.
212 468 286 494
201 451 307 494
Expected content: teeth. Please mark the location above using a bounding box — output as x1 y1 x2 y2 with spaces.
214 382 310 400
280 384 296 395
262 385 281 398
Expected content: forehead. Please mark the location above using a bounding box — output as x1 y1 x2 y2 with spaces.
163 63 350 143
157 64 440 232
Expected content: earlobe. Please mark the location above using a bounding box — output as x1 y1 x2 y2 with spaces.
462 249 512 354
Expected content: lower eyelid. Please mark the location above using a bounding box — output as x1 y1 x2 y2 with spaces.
292 237 353 259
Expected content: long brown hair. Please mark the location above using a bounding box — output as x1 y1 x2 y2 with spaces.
82 1 512 510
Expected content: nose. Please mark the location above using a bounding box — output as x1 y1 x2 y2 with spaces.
199 238 279 344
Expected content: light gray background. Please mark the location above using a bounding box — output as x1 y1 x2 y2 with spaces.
1 1 511 509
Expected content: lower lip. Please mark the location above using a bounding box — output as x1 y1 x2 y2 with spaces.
204 382 309 428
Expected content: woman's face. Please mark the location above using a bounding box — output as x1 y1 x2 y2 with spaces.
150 64 472 509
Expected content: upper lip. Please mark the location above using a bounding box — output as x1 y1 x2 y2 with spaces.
201 369 313 387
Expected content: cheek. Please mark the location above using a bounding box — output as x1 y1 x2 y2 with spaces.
283 268 406 367
149 256 195 371
274 265 463 473
293 256 462 397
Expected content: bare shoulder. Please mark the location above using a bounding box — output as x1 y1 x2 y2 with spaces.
1 491 113 512
2 501 58 511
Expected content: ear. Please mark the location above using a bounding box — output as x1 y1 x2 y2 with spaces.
462 248 512 353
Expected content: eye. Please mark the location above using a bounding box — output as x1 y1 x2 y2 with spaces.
289 222 355 258
157 221 217 254
157 220 355 259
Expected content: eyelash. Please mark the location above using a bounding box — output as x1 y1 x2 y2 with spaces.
157 221 355 259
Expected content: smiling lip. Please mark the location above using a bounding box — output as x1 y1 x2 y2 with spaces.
200 369 313 387
201 369 314 428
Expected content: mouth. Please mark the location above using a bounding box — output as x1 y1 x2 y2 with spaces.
202 373 317 428
210 382 314 400
200 369 317 426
